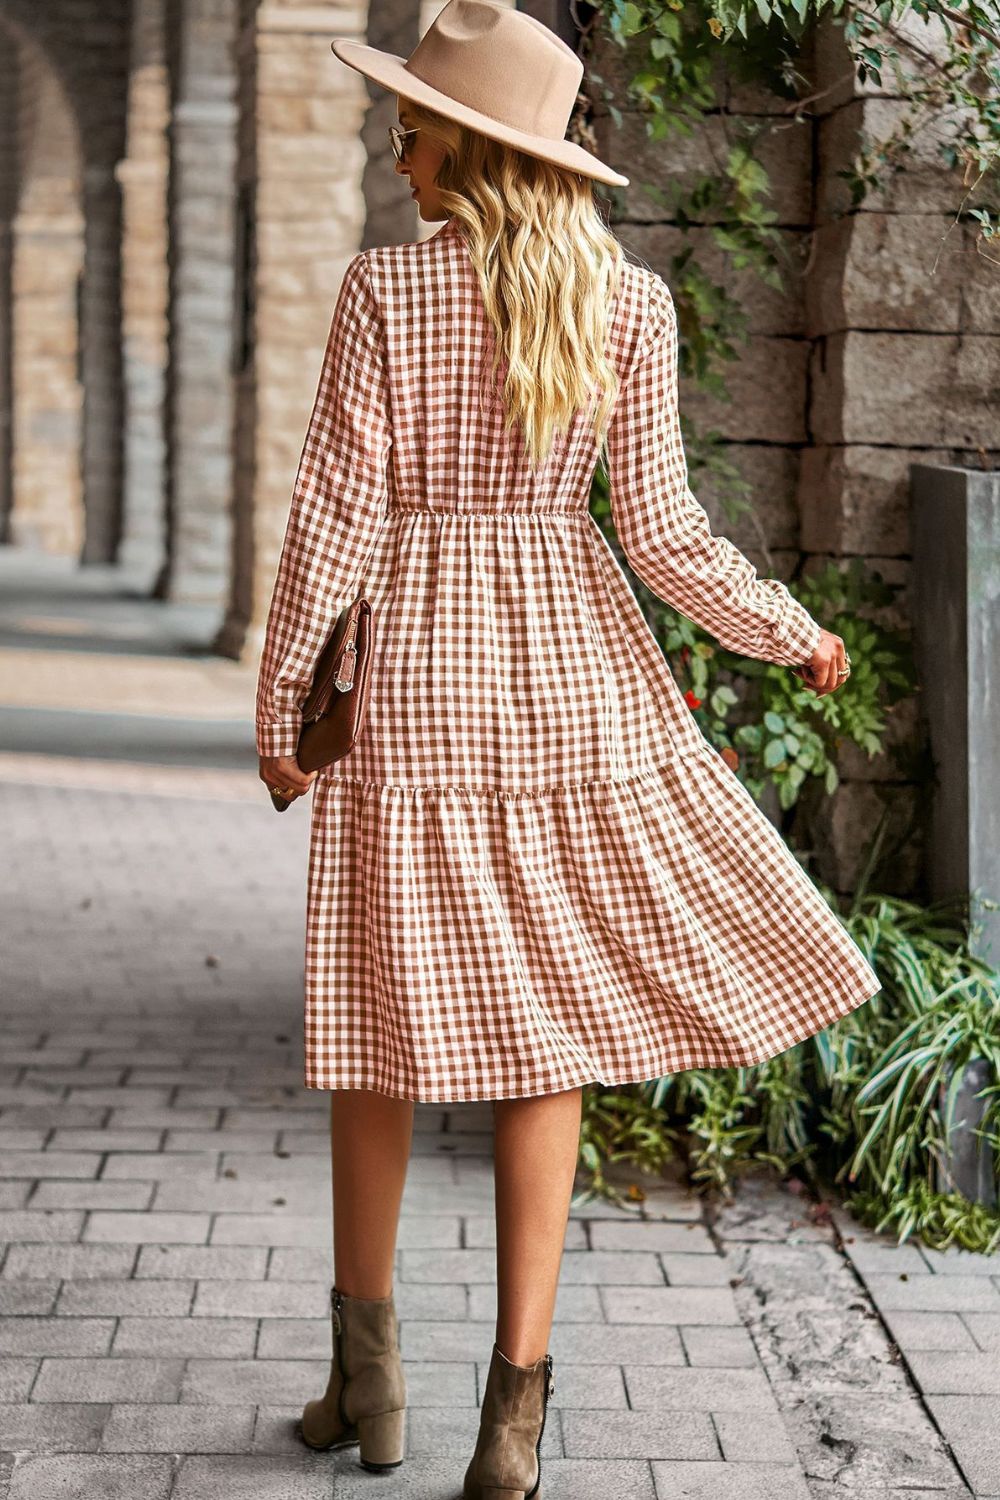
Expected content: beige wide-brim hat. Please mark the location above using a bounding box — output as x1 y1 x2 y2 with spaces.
330 0 629 189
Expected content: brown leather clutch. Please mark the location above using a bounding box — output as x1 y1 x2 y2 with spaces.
269 592 374 811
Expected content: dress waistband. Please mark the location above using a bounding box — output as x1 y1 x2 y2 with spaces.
387 503 587 517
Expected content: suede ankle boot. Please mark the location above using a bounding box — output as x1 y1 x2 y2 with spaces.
462 1342 555 1500
299 1284 406 1470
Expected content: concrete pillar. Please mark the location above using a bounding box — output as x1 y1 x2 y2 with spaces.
79 160 126 564
163 0 239 604
0 27 16 543
222 0 371 660
7 30 85 556
117 0 171 585
911 463 1000 968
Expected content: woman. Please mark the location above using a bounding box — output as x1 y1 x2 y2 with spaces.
254 2 882 1494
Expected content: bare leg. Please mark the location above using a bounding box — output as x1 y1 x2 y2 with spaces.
493 1086 583 1366
329 1088 414 1298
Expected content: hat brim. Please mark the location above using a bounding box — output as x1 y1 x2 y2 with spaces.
330 37 629 189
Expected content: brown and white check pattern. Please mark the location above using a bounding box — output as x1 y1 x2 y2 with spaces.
256 215 881 1101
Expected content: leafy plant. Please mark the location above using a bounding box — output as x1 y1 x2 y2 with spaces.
575 854 1000 1250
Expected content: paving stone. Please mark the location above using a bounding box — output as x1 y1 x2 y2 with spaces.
862 1272 1000 1313
0 1129 49 1149
170 1453 333 1498
962 1312 1000 1351
0 1180 32 1206
0 1357 38 1401
625 1366 779 1413
191 1279 327 1318
586 1221 716 1253
255 1319 330 1359
133 1244 267 1279
82 1211 210 1244
602 1287 741 1325
679 1326 759 1368
208 1214 331 1248
0 1210 84 1241
661 1253 736 1286
882 1309 979 1352
55 1280 195 1317
161 1130 279 1151
919 1246 1000 1276
111 1316 256 1358
100 1403 255 1453
31 1181 155 1210
0 1316 114 1356
2 1245 137 1280
713 1410 797 1463
99 1154 217 1181
906 1350 1000 1394
0 1402 108 1454
0 1280 60 1314
401 1402 564 1457
562 1408 718 1459
7 1453 173 1499
31 1357 185 1403
650 1460 810 1498
346 1455 656 1498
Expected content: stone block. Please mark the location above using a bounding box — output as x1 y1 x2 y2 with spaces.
650 1461 810 1497
0 1402 107 1454
697 444 802 554
626 1365 777 1412
799 444 950 556
680 1326 759 1368
603 1287 742 1325
682 338 809 443
8 1454 173 1500
881 1310 979 1352
793 778 923 894
620 224 809 336
597 111 812 226
100 1402 255 1453
561 1407 718 1459
808 331 984 446
713 1409 797 1463
811 10 954 116
804 213 965 335
906 1349 1000 1394
817 99 971 219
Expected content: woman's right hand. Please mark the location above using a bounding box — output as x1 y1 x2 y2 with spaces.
259 754 318 801
793 628 851 697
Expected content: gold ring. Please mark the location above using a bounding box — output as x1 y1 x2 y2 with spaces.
837 667 850 677
273 784 295 797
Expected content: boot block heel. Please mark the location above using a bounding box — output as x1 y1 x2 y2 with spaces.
357 1407 406 1470
480 1489 535 1500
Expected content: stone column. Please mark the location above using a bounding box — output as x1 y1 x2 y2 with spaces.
793 13 996 897
164 0 239 604
117 0 171 585
7 31 85 556
225 0 370 662
79 159 126 564
0 26 16 544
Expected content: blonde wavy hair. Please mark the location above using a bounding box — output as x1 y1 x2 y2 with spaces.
402 99 628 471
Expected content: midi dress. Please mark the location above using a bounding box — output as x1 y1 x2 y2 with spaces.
255 213 882 1103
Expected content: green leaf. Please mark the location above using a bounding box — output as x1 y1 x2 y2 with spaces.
764 738 788 769
764 710 785 734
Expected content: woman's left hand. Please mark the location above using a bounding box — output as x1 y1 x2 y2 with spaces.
259 754 317 801
792 629 851 697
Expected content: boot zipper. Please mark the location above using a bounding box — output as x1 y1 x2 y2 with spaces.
546 1353 554 1400
331 1285 344 1334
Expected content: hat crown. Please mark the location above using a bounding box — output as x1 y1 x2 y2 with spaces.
403 0 584 141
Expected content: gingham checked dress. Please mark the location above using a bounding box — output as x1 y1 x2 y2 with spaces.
255 214 881 1103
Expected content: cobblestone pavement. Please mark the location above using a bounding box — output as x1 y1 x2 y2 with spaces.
0 547 991 1497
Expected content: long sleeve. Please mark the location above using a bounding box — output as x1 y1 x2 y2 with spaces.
603 274 822 667
255 251 393 758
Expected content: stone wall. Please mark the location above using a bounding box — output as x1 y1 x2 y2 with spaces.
591 14 999 897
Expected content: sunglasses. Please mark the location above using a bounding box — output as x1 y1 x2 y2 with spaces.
389 126 420 163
